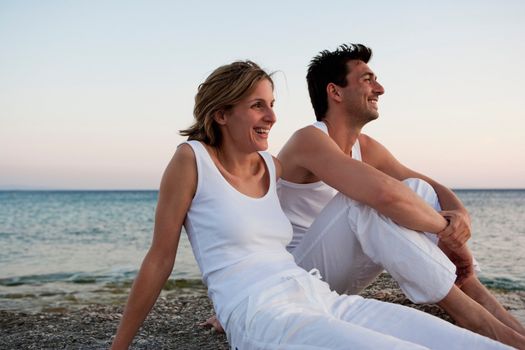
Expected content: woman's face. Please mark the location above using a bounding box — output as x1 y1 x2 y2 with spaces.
219 78 276 152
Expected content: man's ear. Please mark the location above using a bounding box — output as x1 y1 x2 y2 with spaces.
213 110 227 125
326 83 342 102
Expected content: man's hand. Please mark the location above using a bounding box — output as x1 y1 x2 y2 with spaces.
199 315 224 333
437 210 472 249
438 241 475 287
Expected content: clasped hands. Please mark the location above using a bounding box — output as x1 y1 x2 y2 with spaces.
437 209 474 287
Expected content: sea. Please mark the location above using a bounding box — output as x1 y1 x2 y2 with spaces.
0 190 524 313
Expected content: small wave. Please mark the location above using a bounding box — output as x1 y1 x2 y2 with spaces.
163 278 205 291
0 271 205 296
0 271 133 287
0 231 16 238
480 276 525 291
2 293 38 299
0 273 74 286
67 227 107 236
0 276 206 313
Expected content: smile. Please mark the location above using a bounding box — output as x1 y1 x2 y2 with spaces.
254 128 270 135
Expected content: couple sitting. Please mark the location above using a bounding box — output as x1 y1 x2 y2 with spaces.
112 44 525 349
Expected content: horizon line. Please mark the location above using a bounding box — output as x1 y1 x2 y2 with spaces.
1 188 525 192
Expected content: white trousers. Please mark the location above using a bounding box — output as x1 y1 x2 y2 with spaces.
292 178 465 304
227 271 509 349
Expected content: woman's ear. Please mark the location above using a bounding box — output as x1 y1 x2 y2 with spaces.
213 110 227 125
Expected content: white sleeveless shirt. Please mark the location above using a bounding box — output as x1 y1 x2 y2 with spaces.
277 121 362 251
183 141 300 326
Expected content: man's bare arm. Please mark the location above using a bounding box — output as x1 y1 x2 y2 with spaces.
278 126 448 233
360 134 471 249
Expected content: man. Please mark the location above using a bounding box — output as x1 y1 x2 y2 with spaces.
277 43 524 347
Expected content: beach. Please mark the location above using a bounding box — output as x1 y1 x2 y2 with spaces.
1 190 524 348
1 273 524 349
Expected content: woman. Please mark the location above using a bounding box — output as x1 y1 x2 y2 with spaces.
111 61 511 349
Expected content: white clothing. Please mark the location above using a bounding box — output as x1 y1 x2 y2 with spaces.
292 178 458 303
228 272 508 349
278 121 361 251
278 122 469 304
182 140 507 349
183 140 298 325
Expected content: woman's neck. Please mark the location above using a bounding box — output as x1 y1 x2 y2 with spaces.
211 143 263 179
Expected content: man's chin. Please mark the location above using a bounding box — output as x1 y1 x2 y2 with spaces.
364 113 379 123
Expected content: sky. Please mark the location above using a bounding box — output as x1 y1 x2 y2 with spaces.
1 0 524 190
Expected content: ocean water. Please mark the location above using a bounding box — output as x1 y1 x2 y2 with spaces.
0 190 524 312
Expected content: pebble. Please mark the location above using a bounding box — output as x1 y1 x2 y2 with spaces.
1 274 523 349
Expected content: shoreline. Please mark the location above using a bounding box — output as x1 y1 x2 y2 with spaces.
1 274 524 349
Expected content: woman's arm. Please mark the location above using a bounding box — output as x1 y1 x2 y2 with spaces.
111 144 197 349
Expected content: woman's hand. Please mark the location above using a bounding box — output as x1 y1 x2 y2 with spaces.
199 315 225 333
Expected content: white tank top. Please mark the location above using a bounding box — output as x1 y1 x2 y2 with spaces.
277 121 362 251
183 141 300 326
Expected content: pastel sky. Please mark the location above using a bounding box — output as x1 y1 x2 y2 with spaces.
1 0 524 189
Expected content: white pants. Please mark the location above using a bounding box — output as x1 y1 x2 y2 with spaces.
292 178 466 304
227 271 508 349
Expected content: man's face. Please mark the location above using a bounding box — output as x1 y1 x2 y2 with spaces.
339 60 384 124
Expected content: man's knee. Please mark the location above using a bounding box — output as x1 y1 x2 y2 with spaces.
402 178 439 209
402 178 432 192
333 191 360 208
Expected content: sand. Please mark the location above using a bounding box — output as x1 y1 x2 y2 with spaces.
1 274 523 349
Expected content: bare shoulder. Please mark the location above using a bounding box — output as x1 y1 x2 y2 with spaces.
358 133 379 148
358 133 390 162
173 143 196 162
160 143 197 198
294 124 329 141
277 125 334 183
166 144 196 176
150 143 197 257
279 125 337 167
271 155 282 179
281 125 335 156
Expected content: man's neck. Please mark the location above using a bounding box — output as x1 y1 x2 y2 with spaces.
322 114 363 155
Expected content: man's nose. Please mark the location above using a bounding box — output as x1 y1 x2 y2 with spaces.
374 81 385 95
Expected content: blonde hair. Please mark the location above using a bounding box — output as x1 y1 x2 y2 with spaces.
180 61 273 146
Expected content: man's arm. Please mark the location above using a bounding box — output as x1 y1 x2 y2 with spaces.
358 133 471 249
278 126 448 234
